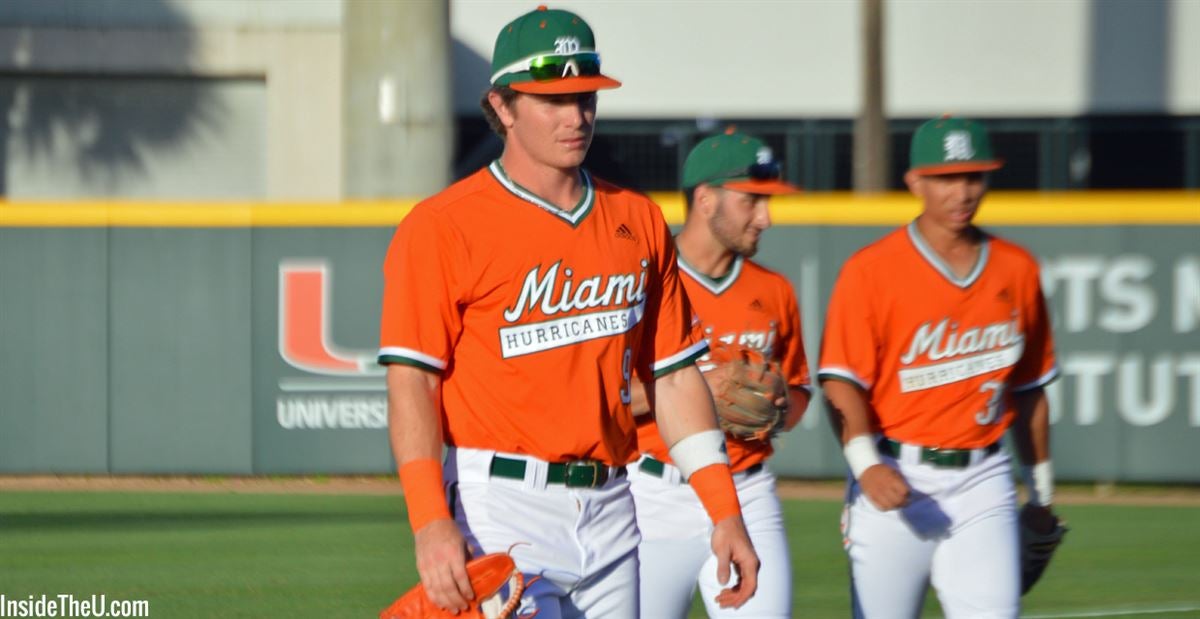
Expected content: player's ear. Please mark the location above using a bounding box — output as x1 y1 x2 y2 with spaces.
903 170 923 198
488 90 518 130
695 184 718 217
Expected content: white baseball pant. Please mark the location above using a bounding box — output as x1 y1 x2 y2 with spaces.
844 440 1020 619
629 455 792 618
445 447 641 619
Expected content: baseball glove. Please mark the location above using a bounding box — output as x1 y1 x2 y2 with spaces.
1019 503 1068 595
379 553 525 619
706 342 789 442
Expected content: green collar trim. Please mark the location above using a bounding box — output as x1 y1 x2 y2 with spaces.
677 254 744 295
906 221 990 289
488 160 595 227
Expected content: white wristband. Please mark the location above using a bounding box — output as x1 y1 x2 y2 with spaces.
669 429 729 480
1022 460 1055 506
843 435 882 479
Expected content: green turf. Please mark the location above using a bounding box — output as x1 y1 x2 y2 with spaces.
1 492 1197 618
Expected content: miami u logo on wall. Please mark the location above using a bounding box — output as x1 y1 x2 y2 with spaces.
278 261 381 376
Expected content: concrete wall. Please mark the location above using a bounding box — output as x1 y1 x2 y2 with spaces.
452 0 1200 118
0 0 342 199
0 0 1195 195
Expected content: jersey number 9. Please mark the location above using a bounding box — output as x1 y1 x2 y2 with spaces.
619 347 633 405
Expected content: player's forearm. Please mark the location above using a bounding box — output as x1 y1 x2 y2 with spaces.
386 364 444 465
1012 387 1055 507
782 387 811 431
655 364 742 524
387 364 453 532
1012 387 1051 465
821 379 874 444
653 364 720 444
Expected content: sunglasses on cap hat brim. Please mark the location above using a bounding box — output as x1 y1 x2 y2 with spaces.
492 51 622 94
701 161 801 195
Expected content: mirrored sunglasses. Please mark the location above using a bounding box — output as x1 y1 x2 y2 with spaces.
491 52 603 84
701 160 783 186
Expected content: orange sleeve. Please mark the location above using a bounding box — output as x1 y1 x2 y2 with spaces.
1010 264 1059 392
378 207 467 372
779 279 811 390
688 463 742 523
398 458 451 531
818 260 878 390
639 210 707 381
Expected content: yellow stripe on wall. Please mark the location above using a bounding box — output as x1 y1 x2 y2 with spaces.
0 192 1196 227
651 191 1200 225
0 202 417 228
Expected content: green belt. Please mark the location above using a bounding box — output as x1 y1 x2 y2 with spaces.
638 456 666 477
638 456 763 479
489 456 623 488
878 438 1000 469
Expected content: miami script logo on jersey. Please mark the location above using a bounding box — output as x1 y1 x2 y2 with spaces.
696 325 778 371
499 259 650 358
896 315 1023 392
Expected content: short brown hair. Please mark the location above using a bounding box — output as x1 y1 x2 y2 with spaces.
481 86 519 138
684 186 699 213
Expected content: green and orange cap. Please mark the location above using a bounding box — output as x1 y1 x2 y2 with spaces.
682 128 800 195
490 5 621 95
910 115 1004 176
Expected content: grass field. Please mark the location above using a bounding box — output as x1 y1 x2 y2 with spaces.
1 489 1198 618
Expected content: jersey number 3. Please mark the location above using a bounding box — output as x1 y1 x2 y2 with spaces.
975 380 1005 425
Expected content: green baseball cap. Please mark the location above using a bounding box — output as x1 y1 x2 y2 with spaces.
490 5 621 95
682 129 799 194
910 115 1004 175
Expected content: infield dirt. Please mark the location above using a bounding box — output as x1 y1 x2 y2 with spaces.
1 475 1197 506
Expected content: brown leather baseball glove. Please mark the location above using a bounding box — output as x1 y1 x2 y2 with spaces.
379 553 525 619
706 342 789 442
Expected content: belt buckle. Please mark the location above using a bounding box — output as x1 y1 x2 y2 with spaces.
922 445 941 466
566 460 605 488
924 445 970 468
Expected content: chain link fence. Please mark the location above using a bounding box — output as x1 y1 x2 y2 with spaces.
456 116 1200 193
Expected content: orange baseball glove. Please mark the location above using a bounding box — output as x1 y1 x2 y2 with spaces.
379 553 525 619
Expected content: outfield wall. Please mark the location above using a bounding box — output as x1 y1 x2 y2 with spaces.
0 192 1197 480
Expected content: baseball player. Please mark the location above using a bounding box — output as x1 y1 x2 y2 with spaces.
819 116 1062 618
379 7 759 618
628 130 812 618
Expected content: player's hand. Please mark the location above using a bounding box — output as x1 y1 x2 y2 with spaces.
710 515 760 609
413 518 474 612
1021 502 1057 534
859 463 911 511
699 364 726 396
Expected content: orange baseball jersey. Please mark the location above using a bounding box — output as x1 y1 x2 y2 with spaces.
638 255 811 472
378 161 706 466
819 222 1058 448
